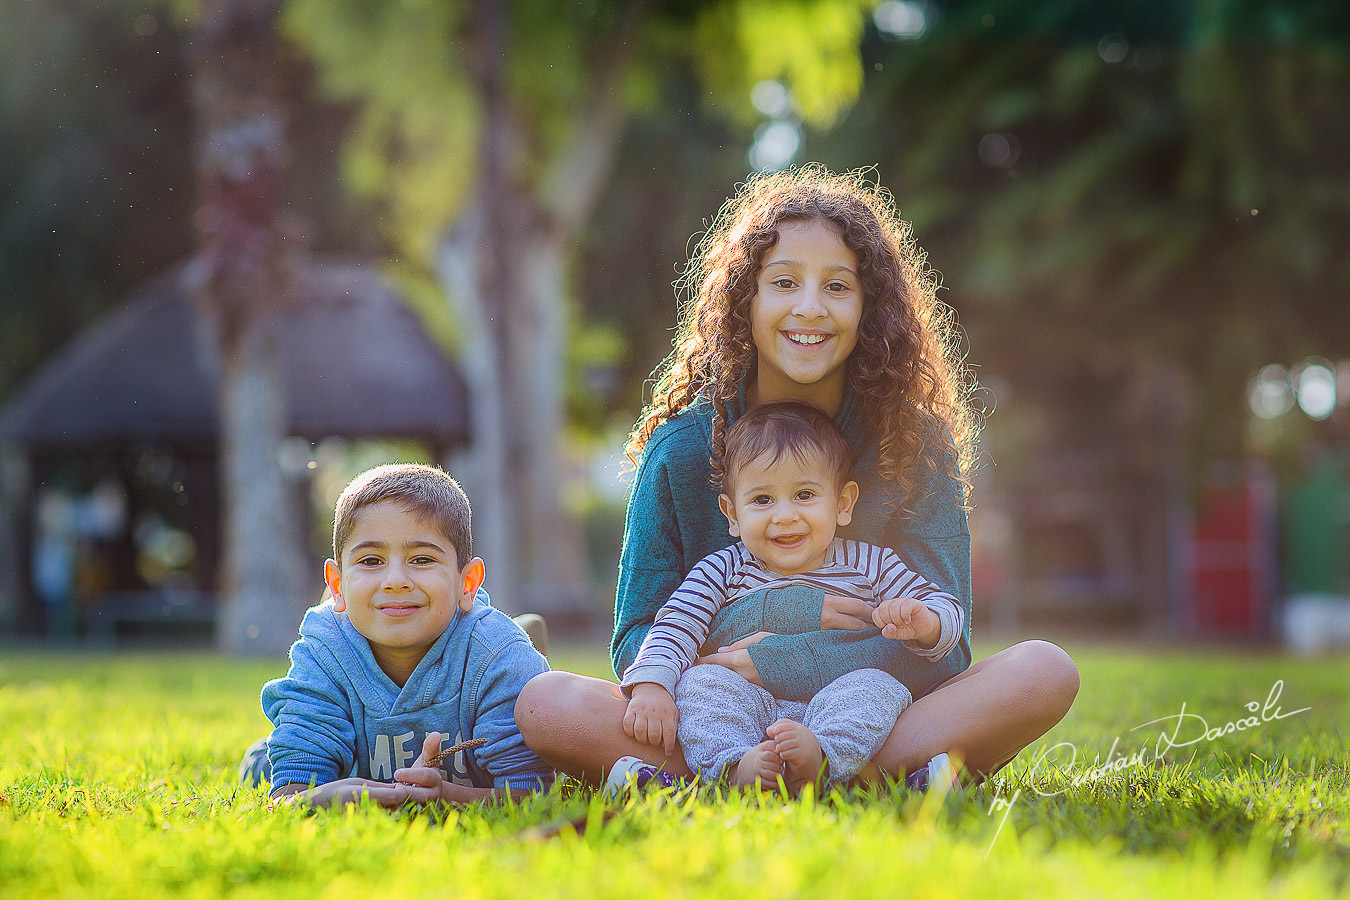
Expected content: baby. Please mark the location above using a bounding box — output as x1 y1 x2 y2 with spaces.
620 401 963 791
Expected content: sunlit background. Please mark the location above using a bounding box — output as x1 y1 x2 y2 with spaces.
1 0 1347 657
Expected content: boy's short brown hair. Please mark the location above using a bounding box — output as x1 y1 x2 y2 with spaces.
722 401 851 494
332 463 473 568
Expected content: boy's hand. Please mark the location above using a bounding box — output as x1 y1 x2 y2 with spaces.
271 777 415 809
393 732 452 804
272 733 505 810
623 683 679 756
873 597 941 648
394 732 532 806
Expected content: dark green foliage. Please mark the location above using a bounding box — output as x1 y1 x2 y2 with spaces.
815 0 1350 455
0 3 193 398
0 2 371 406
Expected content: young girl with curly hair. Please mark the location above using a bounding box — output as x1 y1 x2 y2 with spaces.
516 164 1078 787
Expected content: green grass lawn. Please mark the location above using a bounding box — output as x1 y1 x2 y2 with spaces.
1 638 1346 898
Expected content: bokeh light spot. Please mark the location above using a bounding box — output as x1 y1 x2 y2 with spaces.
875 1 928 40
978 133 1020 168
1295 361 1337 420
749 120 802 172
1098 34 1129 64
1247 364 1292 419
750 80 791 118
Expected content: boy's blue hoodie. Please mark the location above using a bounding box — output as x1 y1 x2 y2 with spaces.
261 597 552 791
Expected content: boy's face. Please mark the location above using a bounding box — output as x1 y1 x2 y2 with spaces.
719 449 858 576
324 500 483 683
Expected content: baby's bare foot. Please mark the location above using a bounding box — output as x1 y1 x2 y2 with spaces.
730 740 782 788
766 719 825 793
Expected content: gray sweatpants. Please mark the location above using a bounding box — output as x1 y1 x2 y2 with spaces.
674 664 912 785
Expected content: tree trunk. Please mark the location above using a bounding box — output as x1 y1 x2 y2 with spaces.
190 0 309 655
436 203 511 602
510 225 588 614
215 322 309 654
433 0 643 616
436 200 588 615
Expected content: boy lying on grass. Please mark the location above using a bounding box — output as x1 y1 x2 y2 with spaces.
246 463 553 808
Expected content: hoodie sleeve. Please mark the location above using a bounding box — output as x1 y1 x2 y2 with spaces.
465 632 554 791
260 620 358 789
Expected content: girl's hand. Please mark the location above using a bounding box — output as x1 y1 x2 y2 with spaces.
694 631 770 687
624 683 680 756
872 597 941 647
821 594 876 631
715 631 774 654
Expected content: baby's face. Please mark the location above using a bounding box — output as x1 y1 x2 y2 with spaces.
719 449 857 576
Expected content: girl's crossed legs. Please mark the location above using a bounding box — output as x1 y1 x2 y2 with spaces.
514 639 1080 784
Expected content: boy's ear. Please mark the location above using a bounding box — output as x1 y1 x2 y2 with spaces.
718 494 741 537
836 481 860 527
458 557 485 612
324 559 346 612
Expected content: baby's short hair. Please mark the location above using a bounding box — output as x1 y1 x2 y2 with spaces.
722 401 851 494
332 463 472 569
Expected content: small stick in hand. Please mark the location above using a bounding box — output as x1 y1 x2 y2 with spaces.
426 737 488 767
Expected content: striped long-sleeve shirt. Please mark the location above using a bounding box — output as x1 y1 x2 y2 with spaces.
620 538 963 698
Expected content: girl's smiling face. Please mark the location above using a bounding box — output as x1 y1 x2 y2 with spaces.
748 218 862 415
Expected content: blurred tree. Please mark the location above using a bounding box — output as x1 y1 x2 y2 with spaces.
189 0 310 654
814 0 1350 625
824 0 1350 453
2 1 379 646
578 80 753 423
280 0 875 613
0 2 195 401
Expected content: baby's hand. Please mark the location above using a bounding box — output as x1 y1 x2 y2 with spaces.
393 731 449 804
873 597 941 648
623 683 679 757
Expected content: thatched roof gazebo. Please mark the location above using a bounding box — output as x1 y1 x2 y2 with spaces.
0 257 469 640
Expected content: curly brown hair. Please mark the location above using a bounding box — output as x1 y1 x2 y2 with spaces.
626 164 979 512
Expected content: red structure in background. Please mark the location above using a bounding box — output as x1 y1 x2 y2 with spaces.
1183 464 1277 639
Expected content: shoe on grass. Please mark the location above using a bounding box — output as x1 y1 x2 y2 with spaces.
603 755 686 799
903 752 958 795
